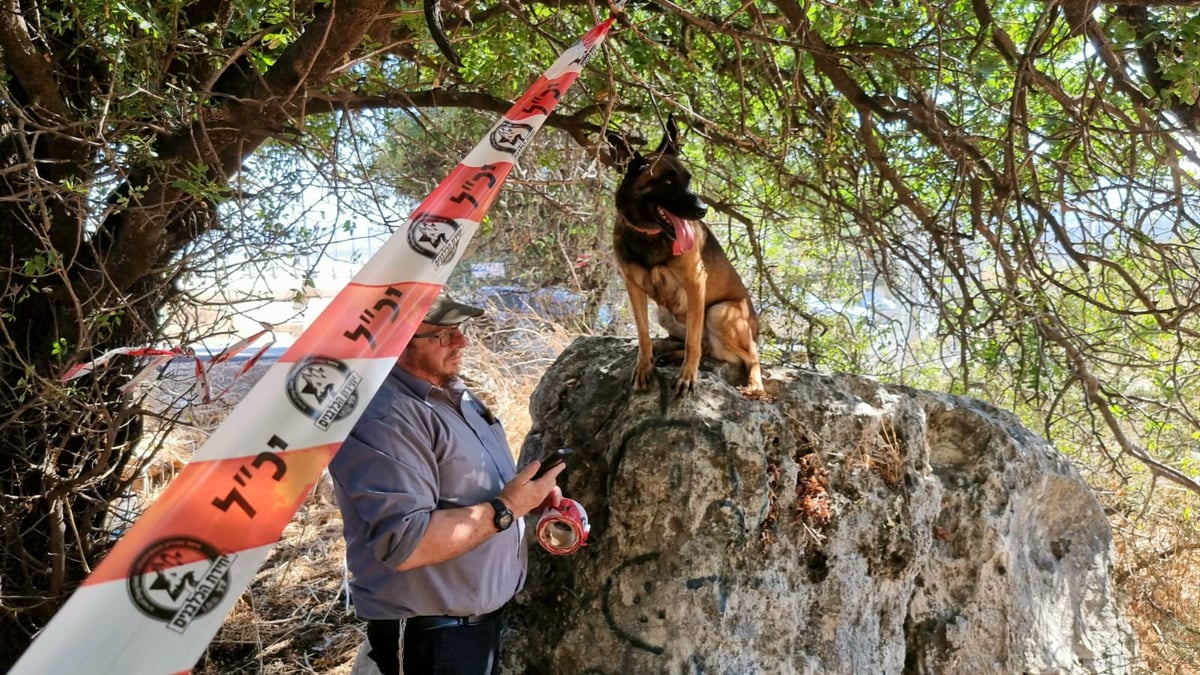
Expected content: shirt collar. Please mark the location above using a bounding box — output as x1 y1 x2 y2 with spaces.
392 363 463 402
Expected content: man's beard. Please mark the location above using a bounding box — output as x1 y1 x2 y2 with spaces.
399 350 462 387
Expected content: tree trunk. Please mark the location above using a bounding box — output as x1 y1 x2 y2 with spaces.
0 0 392 666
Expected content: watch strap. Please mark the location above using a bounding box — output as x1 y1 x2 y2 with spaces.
489 498 514 532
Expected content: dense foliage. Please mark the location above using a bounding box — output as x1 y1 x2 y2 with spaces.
5 0 1200 668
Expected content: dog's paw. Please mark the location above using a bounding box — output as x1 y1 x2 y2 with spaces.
673 372 697 396
738 385 774 402
632 361 655 390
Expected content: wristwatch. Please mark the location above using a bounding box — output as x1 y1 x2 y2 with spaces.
489 498 514 532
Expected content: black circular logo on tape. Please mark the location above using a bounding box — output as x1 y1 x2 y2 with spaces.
407 212 463 267
286 355 361 429
128 536 233 630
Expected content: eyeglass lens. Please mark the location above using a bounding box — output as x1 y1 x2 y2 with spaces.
438 325 467 346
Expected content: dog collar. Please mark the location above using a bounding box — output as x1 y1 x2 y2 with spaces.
628 224 660 236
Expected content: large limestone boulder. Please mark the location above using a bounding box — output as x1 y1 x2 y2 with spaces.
503 336 1135 674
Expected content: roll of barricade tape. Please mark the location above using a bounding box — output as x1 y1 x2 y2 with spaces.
536 498 590 555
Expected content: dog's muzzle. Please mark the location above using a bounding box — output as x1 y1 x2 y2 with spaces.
536 498 591 555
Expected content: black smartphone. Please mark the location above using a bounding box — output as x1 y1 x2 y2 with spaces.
532 447 573 479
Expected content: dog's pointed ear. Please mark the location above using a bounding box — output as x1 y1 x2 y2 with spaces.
605 130 641 171
652 113 681 156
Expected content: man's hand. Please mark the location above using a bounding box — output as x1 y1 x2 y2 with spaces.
394 459 567 572
498 460 565 518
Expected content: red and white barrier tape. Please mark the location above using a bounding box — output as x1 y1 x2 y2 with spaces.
62 324 277 404
14 15 614 675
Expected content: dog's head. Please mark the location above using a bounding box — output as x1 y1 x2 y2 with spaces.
608 115 708 251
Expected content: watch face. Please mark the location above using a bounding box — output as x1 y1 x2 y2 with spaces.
491 499 514 531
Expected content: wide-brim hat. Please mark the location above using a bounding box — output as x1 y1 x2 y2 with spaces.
423 294 485 326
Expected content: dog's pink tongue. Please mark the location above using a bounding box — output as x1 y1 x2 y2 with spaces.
665 212 696 255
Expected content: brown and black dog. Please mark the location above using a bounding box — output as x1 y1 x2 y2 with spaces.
609 116 764 396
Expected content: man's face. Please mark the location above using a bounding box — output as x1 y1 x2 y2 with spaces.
398 322 470 386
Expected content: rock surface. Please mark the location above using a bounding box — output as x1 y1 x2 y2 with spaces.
503 336 1135 674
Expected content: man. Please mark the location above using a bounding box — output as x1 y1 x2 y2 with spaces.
330 294 564 675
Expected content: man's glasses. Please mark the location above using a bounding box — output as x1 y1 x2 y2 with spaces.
411 325 467 347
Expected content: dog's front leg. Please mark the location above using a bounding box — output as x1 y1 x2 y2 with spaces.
625 279 656 390
677 266 706 395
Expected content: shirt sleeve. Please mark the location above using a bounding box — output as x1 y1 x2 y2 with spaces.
332 407 440 568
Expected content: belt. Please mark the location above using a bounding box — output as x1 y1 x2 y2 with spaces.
405 608 503 631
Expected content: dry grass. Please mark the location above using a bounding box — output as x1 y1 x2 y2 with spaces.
1108 484 1200 674
844 419 904 490
193 481 361 674
460 317 576 450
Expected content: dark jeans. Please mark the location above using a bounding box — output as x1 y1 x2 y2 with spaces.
367 616 502 675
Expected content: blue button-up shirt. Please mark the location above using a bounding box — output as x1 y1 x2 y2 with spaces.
329 364 525 620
